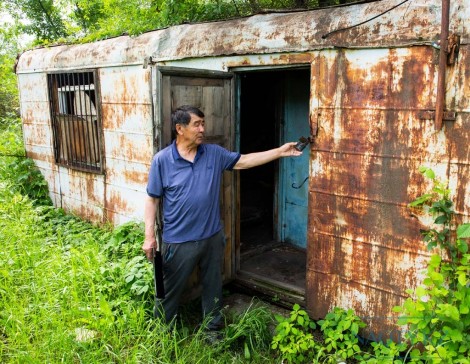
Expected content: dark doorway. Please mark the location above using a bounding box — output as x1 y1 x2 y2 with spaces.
236 68 310 304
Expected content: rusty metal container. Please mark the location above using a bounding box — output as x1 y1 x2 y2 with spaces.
16 0 469 339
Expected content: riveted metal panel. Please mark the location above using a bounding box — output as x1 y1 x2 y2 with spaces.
54 167 106 222
307 45 470 339
97 66 154 224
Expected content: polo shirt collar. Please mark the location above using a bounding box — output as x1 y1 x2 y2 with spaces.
171 140 205 163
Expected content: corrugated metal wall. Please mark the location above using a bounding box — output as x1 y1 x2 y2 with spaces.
99 66 153 224
307 45 470 338
17 65 153 225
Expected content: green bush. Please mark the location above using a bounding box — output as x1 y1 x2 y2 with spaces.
100 221 154 314
393 167 470 363
318 307 366 362
271 303 318 363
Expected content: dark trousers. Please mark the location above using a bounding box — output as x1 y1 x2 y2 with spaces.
155 229 225 330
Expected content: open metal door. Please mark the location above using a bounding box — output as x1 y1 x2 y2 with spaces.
278 71 310 248
154 66 236 299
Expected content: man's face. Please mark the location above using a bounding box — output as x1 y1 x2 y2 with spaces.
176 113 205 146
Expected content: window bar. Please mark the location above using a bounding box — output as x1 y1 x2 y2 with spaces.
72 72 82 166
91 72 99 168
48 75 59 163
50 71 102 172
76 72 86 166
84 72 91 167
87 71 97 169
90 72 99 169
89 73 101 170
74 72 85 167
64 72 75 167
87 71 99 169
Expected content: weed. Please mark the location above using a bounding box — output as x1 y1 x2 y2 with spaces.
271 303 318 363
220 299 274 360
393 167 470 363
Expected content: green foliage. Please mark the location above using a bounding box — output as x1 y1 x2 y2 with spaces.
2 157 52 206
271 167 469 364
271 305 367 363
5 0 357 45
0 117 22 154
0 27 19 121
394 167 470 363
0 157 279 363
219 300 274 360
271 303 318 363
0 117 52 206
318 307 366 361
363 339 407 364
3 0 68 42
100 221 154 313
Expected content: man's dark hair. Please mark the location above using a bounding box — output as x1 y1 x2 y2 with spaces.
171 105 204 132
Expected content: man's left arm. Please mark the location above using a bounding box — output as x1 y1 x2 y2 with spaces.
233 142 302 170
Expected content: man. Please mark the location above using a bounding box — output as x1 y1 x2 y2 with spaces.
142 105 303 330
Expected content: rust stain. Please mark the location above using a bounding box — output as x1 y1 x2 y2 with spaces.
277 53 312 64
106 190 130 224
15 0 449 72
101 103 152 131
25 150 54 163
123 169 148 185
307 43 469 338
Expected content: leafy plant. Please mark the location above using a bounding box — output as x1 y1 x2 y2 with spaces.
100 221 154 312
0 116 52 205
363 339 407 363
318 307 366 362
0 155 52 206
393 167 470 363
271 303 318 363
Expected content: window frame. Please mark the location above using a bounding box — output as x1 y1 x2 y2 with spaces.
47 70 104 173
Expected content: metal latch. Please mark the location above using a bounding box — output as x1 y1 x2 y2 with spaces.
447 34 460 65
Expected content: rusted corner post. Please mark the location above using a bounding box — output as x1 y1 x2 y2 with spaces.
434 0 451 130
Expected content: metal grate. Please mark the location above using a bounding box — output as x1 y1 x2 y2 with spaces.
48 71 103 173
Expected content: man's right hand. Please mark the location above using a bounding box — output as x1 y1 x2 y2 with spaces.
143 196 159 261
142 238 156 261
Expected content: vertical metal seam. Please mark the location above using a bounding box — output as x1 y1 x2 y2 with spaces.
434 0 450 130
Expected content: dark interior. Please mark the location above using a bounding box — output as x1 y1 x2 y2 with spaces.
237 70 307 299
239 71 278 251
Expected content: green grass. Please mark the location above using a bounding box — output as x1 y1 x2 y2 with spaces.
0 184 276 363
0 121 276 363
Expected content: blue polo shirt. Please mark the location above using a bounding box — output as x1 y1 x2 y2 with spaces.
147 141 240 243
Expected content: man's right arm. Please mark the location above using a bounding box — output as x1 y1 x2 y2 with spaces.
142 195 160 260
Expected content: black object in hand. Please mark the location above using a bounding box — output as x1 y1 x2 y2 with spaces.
294 136 311 151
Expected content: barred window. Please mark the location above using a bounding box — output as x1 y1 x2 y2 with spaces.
48 71 103 173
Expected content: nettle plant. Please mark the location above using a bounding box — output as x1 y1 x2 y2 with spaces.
393 167 470 363
271 304 366 363
271 303 318 364
100 222 154 313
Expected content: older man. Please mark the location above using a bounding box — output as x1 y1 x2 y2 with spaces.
142 105 302 330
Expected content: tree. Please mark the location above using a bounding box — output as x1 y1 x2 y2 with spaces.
2 0 68 42
0 20 20 120
2 0 354 45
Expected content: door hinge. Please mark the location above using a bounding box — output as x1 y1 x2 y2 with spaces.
143 56 156 69
419 110 457 122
